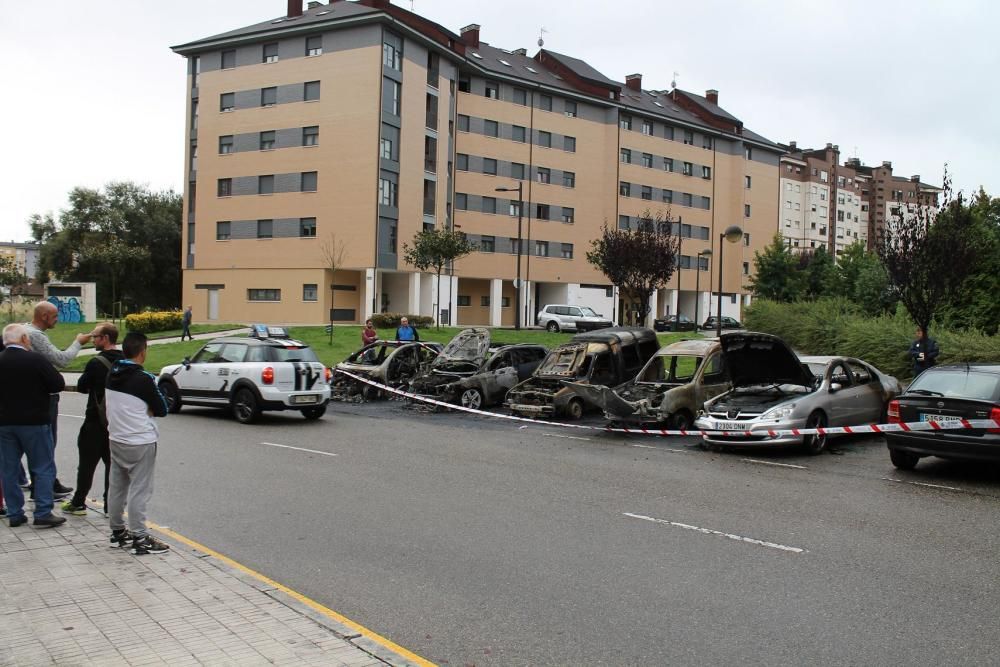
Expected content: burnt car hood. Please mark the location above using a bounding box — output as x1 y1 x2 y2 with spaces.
435 328 491 365
721 332 814 388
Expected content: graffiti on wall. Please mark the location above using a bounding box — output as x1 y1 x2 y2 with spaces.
47 296 84 324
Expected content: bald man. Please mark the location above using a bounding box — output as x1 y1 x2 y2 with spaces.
24 301 94 499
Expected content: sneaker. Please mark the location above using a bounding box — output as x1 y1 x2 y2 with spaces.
110 529 131 549
53 481 73 495
130 535 170 556
60 501 87 516
53 489 72 501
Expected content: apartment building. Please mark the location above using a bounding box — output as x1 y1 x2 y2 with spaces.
172 0 782 326
0 241 40 277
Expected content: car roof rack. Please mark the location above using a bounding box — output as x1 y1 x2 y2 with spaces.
250 324 291 339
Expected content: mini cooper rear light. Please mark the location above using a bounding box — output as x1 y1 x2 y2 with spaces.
887 399 901 424
261 366 275 384
325 367 332 383
989 406 1000 434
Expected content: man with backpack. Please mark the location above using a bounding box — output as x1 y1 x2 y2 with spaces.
61 323 123 516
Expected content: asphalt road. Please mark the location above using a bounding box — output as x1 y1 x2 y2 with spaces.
54 393 1000 666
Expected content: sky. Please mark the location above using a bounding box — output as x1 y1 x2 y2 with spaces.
2 0 997 242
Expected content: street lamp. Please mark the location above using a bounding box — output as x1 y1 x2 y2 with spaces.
694 248 712 332
495 182 523 330
716 225 744 338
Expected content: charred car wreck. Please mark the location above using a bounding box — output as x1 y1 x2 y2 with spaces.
408 328 547 409
332 340 442 400
507 327 659 420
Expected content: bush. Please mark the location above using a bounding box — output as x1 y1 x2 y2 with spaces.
744 298 1000 380
369 313 433 329
125 311 183 334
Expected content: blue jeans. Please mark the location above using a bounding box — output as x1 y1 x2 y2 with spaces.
0 425 56 519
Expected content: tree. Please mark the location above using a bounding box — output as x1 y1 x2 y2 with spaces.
876 171 978 332
0 255 29 322
747 233 804 302
319 233 348 344
585 212 680 326
402 229 476 328
799 246 837 299
831 240 868 296
853 255 896 316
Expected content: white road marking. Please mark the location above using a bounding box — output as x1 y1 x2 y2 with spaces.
58 413 85 419
630 444 687 453
741 458 808 470
543 433 591 441
882 477 964 492
260 442 338 457
623 512 806 554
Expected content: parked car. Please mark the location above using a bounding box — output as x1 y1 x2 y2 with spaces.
157 326 331 424
536 304 613 333
408 328 548 409
507 327 659 420
702 316 742 330
884 364 1000 470
569 338 729 429
653 314 697 332
694 331 901 454
331 340 442 400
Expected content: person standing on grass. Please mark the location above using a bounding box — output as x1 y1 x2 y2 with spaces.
62 322 124 516
395 316 419 342
362 319 378 346
180 305 193 341
105 332 170 555
909 326 940 377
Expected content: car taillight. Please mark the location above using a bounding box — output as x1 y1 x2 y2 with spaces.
325 367 332 383
990 406 1000 434
887 400 901 424
261 367 274 384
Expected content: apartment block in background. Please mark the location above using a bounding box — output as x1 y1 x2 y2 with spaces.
172 0 782 326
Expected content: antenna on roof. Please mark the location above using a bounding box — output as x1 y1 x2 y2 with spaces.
537 27 548 48
670 71 678 99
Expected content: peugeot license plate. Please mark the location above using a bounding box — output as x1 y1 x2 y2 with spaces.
713 421 744 431
920 413 961 424
292 395 319 405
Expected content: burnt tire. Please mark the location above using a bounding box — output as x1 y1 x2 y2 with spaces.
667 410 693 430
889 448 920 470
565 398 585 421
159 381 182 414
546 321 560 333
232 388 260 424
459 388 484 410
301 405 326 420
802 411 828 455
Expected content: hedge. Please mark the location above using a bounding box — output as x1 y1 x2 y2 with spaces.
744 298 1000 381
369 313 434 329
125 311 184 334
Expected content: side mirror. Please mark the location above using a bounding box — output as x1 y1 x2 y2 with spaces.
182 357 191 369
829 382 842 392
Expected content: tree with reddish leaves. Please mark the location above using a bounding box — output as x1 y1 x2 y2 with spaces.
875 170 978 332
586 211 680 326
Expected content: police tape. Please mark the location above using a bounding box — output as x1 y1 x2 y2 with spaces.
331 369 1000 438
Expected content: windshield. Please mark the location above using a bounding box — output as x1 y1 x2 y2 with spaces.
909 370 1000 401
639 355 702 383
579 307 598 317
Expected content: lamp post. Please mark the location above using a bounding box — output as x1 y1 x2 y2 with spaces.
495 183 523 330
694 248 712 332
716 225 744 337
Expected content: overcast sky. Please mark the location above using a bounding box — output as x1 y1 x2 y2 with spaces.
2 0 996 242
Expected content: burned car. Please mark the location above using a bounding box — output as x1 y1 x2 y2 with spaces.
694 332 901 454
331 340 442 400
507 327 659 420
408 328 548 409
569 339 729 429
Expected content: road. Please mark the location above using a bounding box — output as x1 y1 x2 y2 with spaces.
54 392 1000 666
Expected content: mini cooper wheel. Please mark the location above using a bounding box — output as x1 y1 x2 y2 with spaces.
802 411 828 455
232 388 260 424
546 321 560 333
301 405 327 420
159 381 182 414
460 388 484 410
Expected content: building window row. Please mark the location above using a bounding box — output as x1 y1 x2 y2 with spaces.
215 35 325 72
619 114 719 150
456 114 576 152
458 76 581 119
217 126 320 154
216 217 318 241
620 147 712 180
455 192 574 223
219 81 320 112
619 181 711 210
617 216 710 240
217 172 317 197
456 153 575 188
464 233 574 259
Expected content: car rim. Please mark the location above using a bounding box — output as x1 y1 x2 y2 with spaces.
808 414 826 449
461 390 481 409
235 393 253 420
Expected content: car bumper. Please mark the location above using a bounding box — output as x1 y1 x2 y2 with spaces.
695 417 807 446
509 402 555 417
885 431 1000 462
259 387 331 409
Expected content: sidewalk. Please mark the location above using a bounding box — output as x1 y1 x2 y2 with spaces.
0 510 416 666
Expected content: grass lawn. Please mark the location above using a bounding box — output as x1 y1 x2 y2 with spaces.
42 321 243 350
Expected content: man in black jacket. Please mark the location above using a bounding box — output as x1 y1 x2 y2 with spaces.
0 323 67 528
62 322 124 516
909 326 940 377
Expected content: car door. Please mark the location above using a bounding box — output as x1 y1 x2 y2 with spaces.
697 352 730 409
482 351 518 403
176 342 225 398
847 360 884 424
826 360 860 425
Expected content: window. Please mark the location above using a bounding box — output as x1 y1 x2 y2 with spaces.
258 175 274 195
380 124 399 160
480 236 495 252
456 193 467 210
539 94 552 111
512 88 527 105
221 49 236 69
702 166 711 179
684 130 694 145
642 153 653 168
641 185 652 200
509 201 521 217
662 190 673 204
302 125 319 146
663 157 673 172
745 146 753 160
220 92 235 112
538 131 551 148
742 262 749 276
480 295 490 307
457 114 470 132
501 297 511 307
217 178 232 197
456 153 469 171
620 148 631 163
512 125 526 142
382 78 400 114
563 136 576 152
537 167 550 184
263 43 278 63
304 80 320 101
642 119 653 135
482 197 496 214
219 135 233 154
484 80 499 99
563 171 575 188
745 175 752 189
682 162 693 176
306 35 322 56
259 130 275 150
427 52 440 86
535 241 549 257
261 86 277 107
293 217 316 238
744 204 751 218
382 40 401 70
535 204 550 219
301 171 318 192
618 215 630 229
619 181 631 197
423 179 435 215
457 295 471 307
561 207 575 223
483 158 497 176
216 221 230 240
484 119 499 137
620 115 632 130
257 219 273 238
682 193 693 207
248 289 280 301
837 210 845 222
511 162 525 180
564 101 577 117
303 284 318 301
378 177 397 206
561 243 573 259
702 136 713 150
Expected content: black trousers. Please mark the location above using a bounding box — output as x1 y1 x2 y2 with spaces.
70 419 110 508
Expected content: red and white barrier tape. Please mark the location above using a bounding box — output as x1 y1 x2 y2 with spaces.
332 369 1000 438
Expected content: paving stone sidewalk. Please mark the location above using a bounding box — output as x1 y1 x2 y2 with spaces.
0 510 406 667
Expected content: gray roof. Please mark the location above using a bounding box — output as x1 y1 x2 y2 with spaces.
539 49 621 88
470 43 587 97
679 90 740 124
